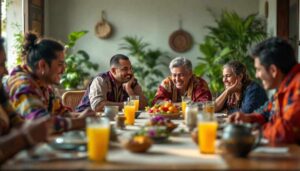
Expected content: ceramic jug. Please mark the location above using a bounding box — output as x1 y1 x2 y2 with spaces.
103 105 119 121
221 123 261 157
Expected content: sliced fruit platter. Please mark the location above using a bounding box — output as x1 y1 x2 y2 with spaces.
145 101 181 119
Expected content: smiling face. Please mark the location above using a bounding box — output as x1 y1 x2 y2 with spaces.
254 58 277 90
42 51 65 85
170 66 192 90
111 59 133 83
222 67 239 89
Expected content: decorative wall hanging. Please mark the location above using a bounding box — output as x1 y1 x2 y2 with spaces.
169 19 193 53
95 10 113 39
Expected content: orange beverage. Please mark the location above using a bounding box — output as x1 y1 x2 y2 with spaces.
198 121 218 154
124 101 136 125
181 96 191 119
130 96 140 112
181 101 187 119
86 118 110 161
133 100 139 112
204 101 215 115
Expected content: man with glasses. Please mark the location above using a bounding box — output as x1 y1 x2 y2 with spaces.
76 54 147 112
153 57 212 104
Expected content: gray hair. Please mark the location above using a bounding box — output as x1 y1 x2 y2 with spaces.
169 57 192 71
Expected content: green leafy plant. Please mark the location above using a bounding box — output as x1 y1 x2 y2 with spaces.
194 10 267 94
120 36 170 103
60 30 99 90
194 37 231 94
11 23 24 66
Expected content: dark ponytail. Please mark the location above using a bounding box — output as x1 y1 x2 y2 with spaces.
22 32 64 71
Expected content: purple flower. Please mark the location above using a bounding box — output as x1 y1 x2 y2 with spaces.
148 129 156 137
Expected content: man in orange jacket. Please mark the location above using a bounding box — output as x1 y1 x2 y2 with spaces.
229 37 300 145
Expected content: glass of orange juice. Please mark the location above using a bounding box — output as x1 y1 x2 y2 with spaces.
124 101 136 125
181 96 191 119
86 117 110 162
130 95 140 112
197 113 218 154
204 101 215 116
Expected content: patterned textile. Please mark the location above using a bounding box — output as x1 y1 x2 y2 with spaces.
76 71 138 112
249 64 300 144
4 65 71 132
225 81 268 114
0 82 23 135
152 75 212 104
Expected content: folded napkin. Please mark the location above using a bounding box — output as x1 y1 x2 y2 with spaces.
253 147 289 154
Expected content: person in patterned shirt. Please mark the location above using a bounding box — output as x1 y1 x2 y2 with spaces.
4 33 94 132
152 57 212 104
0 37 49 164
0 38 23 135
229 37 300 145
76 54 148 112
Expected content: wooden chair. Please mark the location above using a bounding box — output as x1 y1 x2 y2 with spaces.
62 90 85 111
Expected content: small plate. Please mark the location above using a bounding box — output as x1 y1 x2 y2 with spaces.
215 113 228 118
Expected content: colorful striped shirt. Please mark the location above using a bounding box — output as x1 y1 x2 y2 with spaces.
152 75 212 104
0 81 23 135
4 65 71 132
249 64 300 145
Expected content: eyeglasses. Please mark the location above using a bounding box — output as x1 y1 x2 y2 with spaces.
118 67 132 72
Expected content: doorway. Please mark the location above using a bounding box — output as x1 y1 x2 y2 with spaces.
277 0 299 60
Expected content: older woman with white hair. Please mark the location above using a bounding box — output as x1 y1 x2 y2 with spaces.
152 57 212 104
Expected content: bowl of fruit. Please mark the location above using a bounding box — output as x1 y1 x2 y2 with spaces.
146 116 178 133
145 101 181 119
122 135 153 153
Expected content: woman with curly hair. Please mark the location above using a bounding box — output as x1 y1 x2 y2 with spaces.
215 61 268 114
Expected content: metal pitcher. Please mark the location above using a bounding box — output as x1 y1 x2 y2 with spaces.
220 123 261 157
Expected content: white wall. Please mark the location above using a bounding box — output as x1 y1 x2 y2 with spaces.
45 0 259 75
258 0 277 37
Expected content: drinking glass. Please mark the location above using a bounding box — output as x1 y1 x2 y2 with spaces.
204 101 215 116
185 103 198 131
181 96 191 119
124 101 136 125
86 117 110 162
130 95 140 112
197 113 218 154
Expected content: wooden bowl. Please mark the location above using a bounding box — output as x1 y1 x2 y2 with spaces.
123 136 153 153
151 112 181 119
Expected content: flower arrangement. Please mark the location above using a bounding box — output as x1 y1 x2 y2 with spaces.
135 126 169 143
146 116 178 133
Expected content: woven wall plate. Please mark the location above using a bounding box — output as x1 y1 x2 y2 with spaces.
169 29 193 53
95 20 112 39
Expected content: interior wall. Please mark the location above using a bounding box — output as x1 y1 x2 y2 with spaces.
44 0 259 75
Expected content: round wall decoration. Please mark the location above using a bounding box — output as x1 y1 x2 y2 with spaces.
95 11 113 39
169 29 193 53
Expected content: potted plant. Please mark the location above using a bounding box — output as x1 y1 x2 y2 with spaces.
194 10 267 94
60 30 99 90
120 36 170 103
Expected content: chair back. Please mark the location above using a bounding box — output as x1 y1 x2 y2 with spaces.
62 90 85 111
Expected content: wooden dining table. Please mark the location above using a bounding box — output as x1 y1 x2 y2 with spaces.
2 112 300 170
